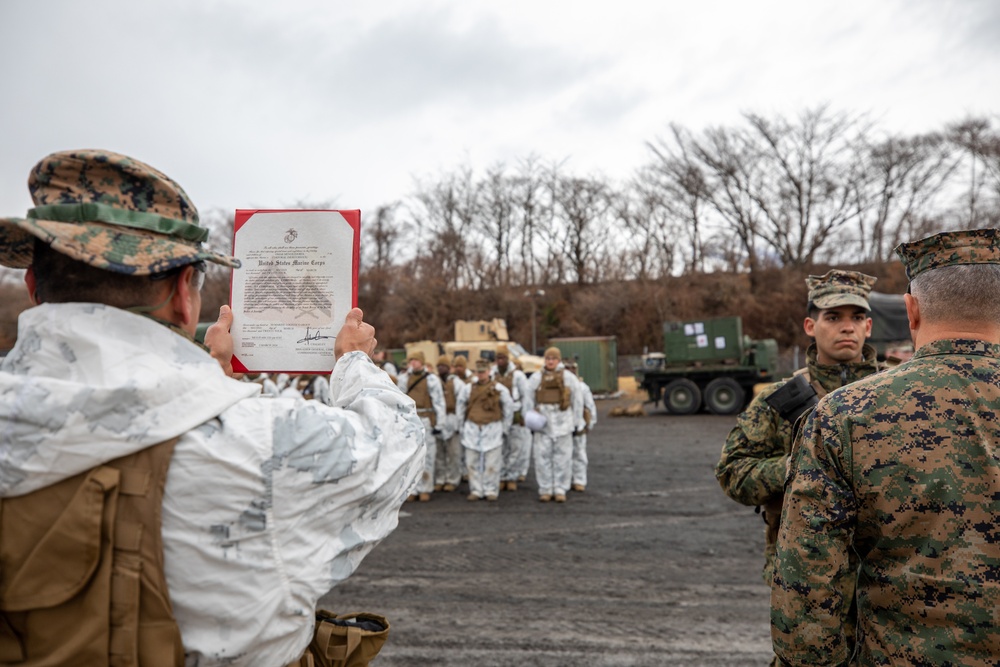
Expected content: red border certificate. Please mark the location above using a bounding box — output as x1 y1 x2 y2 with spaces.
229 209 360 374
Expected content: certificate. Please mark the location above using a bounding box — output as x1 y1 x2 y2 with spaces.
229 209 360 374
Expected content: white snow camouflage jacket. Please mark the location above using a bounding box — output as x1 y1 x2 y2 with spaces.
0 303 424 667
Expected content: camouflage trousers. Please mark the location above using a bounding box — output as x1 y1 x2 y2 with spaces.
571 432 588 488
465 446 503 498
415 417 437 494
502 424 531 482
434 431 463 488
533 432 573 497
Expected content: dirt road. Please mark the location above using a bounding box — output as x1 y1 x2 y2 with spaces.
323 401 774 666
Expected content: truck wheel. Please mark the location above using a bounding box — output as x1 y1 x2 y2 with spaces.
704 378 745 415
663 379 701 415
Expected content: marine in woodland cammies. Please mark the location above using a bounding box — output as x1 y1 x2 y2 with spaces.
772 229 1000 666
716 270 880 582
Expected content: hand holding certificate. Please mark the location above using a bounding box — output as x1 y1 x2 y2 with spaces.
229 209 360 374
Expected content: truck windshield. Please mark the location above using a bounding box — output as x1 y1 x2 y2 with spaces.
507 342 529 357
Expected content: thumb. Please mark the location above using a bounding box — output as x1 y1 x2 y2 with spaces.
345 307 364 326
217 305 234 330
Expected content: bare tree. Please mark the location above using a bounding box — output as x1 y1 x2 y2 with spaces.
739 107 869 265
641 145 710 273
948 117 994 228
363 202 405 274
509 155 557 286
409 166 481 290
552 175 613 285
660 122 768 286
614 170 678 280
845 133 959 262
476 163 516 288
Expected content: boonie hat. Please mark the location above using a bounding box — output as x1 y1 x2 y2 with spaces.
895 229 1000 281
806 270 876 311
0 149 240 275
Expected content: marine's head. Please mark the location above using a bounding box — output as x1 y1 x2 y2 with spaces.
436 354 452 376
543 346 561 372
803 270 876 365
1 149 239 335
895 229 1000 343
495 344 510 372
407 350 425 373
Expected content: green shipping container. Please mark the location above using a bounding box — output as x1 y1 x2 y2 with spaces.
548 336 618 394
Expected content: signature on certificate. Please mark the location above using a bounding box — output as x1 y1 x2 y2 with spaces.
297 326 336 344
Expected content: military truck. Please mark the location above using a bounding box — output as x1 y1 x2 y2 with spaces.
404 319 544 374
868 291 911 359
635 316 778 415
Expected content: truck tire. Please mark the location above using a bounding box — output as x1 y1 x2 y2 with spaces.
704 378 745 415
663 379 701 415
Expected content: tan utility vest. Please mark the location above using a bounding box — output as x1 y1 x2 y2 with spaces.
440 374 457 414
407 373 436 426
466 381 503 426
536 371 570 410
0 438 185 667
495 370 514 396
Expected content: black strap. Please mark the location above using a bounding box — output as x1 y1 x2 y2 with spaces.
406 373 428 395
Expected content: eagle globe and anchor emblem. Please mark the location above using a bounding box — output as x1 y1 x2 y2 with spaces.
284 228 298 244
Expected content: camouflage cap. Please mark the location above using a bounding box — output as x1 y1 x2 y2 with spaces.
475 358 491 372
895 228 1000 280
407 350 425 363
0 149 240 275
806 270 876 311
544 346 562 360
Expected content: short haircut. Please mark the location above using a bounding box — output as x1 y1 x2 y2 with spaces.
31 239 172 309
911 263 1000 324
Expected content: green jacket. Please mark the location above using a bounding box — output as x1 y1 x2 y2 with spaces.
716 343 881 508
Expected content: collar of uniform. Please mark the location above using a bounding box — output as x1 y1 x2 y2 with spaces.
913 338 1000 360
136 312 210 354
805 342 881 392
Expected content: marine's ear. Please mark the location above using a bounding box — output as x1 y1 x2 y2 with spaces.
25 266 40 305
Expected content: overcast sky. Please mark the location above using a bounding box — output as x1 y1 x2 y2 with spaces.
2 0 998 236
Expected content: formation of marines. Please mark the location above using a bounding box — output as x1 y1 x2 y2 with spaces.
252 343 599 504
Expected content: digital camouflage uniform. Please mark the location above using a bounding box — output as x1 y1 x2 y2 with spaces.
773 229 1000 666
717 269 880 667
716 342 881 582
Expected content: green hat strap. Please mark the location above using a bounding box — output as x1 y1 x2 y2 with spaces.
27 202 208 244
